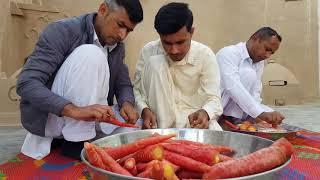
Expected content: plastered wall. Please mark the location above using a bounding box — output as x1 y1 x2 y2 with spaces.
0 0 318 99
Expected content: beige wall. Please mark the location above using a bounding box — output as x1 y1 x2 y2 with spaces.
0 0 319 100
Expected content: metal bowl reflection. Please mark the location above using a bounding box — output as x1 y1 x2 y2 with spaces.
81 128 291 180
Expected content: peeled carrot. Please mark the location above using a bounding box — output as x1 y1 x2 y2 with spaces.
162 143 220 165
117 152 136 165
92 143 133 176
202 146 289 179
133 144 164 163
172 139 234 155
218 154 234 162
105 133 176 160
176 169 203 179
137 160 161 179
124 158 137 176
162 159 180 172
164 150 211 173
106 117 138 128
271 137 294 158
136 160 158 172
84 143 107 170
137 160 175 180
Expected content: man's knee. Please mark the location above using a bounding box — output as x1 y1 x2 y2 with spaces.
69 44 107 66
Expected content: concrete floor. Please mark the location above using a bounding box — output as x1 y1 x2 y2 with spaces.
0 100 319 164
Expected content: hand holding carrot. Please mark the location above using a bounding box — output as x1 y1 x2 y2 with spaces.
188 109 210 129
120 101 139 124
256 111 285 125
61 103 115 122
141 108 157 129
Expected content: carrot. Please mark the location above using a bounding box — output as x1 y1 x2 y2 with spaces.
218 154 234 162
172 139 234 155
164 150 211 173
124 158 137 176
133 144 164 163
271 137 294 158
162 143 220 165
202 146 289 179
137 160 176 180
84 142 107 170
136 160 158 172
106 117 138 128
162 159 180 172
176 169 203 179
137 160 161 179
92 143 133 176
117 152 136 165
105 133 176 160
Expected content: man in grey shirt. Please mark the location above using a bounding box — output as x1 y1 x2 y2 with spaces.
16 0 143 159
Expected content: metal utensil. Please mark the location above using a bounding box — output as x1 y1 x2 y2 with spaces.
81 128 291 180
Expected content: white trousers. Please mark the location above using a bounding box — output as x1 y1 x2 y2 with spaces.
21 44 141 160
141 55 222 130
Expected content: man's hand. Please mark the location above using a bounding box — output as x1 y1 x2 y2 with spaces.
119 102 139 124
141 108 157 129
188 109 210 129
255 111 285 125
61 103 114 122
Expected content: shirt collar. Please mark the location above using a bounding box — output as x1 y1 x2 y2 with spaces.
158 39 196 66
239 41 253 64
93 29 117 52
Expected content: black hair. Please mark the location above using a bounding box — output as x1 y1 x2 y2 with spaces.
105 0 143 23
154 2 193 35
251 27 282 42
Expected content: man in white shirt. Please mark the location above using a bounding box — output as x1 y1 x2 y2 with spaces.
216 27 284 125
133 2 222 130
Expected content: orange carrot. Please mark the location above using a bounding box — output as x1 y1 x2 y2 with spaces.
92 143 133 176
218 154 234 162
177 169 203 179
162 159 180 172
172 139 234 155
136 160 175 180
203 146 289 179
133 144 164 163
106 117 138 128
84 143 107 170
162 143 220 165
271 137 294 158
136 160 158 172
164 150 211 173
124 158 137 176
105 133 176 160
117 152 136 165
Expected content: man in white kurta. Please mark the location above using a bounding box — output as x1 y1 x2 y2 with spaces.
134 2 222 130
216 27 285 125
21 30 142 160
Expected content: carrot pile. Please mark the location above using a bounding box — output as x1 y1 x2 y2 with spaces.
84 133 294 179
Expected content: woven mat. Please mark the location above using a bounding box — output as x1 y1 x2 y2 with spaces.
0 130 319 180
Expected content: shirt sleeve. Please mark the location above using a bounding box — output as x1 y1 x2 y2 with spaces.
16 22 72 116
200 49 223 121
252 62 274 112
216 50 264 118
114 45 135 107
133 47 150 116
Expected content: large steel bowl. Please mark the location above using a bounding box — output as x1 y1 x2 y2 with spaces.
81 128 291 180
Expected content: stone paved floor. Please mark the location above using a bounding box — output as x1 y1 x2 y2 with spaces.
0 100 319 164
